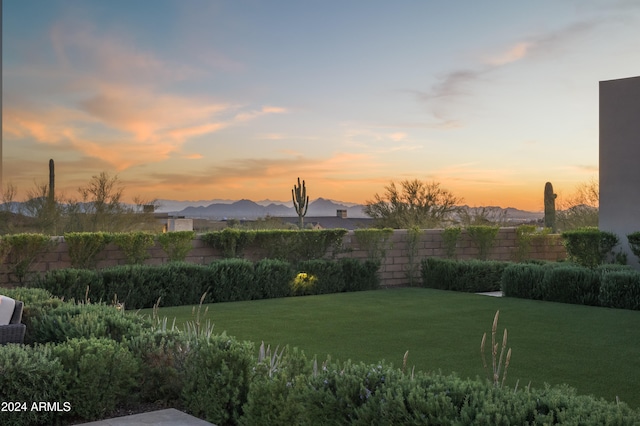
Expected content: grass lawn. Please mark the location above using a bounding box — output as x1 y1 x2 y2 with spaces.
137 288 640 408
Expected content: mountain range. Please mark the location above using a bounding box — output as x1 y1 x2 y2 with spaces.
157 198 544 222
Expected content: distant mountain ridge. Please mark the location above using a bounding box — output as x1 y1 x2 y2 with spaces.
159 198 543 221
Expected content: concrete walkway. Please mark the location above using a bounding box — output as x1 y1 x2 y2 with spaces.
76 409 214 426
476 291 503 297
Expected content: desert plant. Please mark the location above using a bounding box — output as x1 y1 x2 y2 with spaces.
292 177 309 229
157 230 195 261
202 228 256 258
544 181 557 232
466 225 499 260
480 310 512 388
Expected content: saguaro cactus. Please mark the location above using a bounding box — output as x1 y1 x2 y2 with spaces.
48 159 55 203
292 177 309 229
544 182 557 232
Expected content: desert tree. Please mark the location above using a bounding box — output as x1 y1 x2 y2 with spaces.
556 177 599 231
364 179 462 229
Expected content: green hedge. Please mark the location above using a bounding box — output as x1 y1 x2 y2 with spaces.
31 258 380 309
420 258 509 292
599 271 640 310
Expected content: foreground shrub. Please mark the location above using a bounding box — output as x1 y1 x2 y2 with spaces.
51 337 140 421
296 259 345 295
31 268 104 302
0 345 67 426
181 334 254 425
421 258 509 292
340 258 381 292
28 302 150 344
599 271 640 310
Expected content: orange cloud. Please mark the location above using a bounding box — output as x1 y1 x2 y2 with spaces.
486 42 532 66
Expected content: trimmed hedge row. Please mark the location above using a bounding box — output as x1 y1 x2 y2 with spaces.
30 258 381 309
421 258 640 310
420 258 510 292
502 262 640 310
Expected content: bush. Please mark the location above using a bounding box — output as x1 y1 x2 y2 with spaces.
340 258 381 292
28 301 151 344
157 230 195 262
31 268 104 303
51 337 140 421
466 225 499 260
254 259 295 299
208 259 257 302
181 334 254 425
254 229 347 263
421 258 509 292
296 259 345 295
127 330 191 406
562 227 620 268
3 233 54 283
539 266 601 306
64 232 111 269
501 263 546 299
0 345 67 426
202 228 256 258
111 231 155 264
599 270 640 310
628 231 640 262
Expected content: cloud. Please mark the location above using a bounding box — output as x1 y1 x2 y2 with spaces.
5 21 288 172
413 19 601 126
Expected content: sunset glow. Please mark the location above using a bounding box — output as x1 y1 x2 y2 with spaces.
4 1 640 211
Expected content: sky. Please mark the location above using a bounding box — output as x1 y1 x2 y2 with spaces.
3 0 640 211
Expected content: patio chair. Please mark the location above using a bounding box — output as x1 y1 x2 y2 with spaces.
0 295 27 344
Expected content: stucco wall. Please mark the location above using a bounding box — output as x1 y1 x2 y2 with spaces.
0 228 566 288
599 76 640 269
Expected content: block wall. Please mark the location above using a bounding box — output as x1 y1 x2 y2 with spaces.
0 228 566 288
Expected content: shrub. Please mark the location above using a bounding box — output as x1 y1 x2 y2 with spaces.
539 266 601 306
442 226 461 259
181 334 254 425
111 231 155 264
466 225 500 260
202 228 256 258
64 232 111 269
127 330 191 405
501 263 546 299
254 229 348 263
51 337 140 421
296 259 345 295
562 227 620 268
2 233 54 283
628 231 640 262
0 345 67 426
340 258 380 292
157 230 195 262
208 259 257 302
421 258 508 292
599 270 640 310
254 259 295 299
28 302 150 344
31 268 104 303
353 228 394 264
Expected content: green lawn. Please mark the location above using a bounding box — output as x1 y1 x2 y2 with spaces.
138 288 640 408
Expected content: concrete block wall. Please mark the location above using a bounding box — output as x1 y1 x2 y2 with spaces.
0 228 566 288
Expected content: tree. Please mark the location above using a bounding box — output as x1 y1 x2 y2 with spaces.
364 179 462 229
556 178 599 232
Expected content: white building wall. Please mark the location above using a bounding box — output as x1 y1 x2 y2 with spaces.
599 76 640 269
